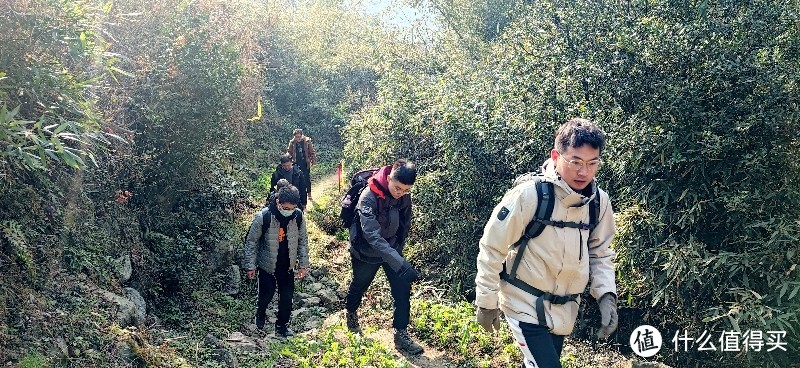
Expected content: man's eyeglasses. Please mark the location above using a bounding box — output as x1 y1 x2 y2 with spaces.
559 155 603 171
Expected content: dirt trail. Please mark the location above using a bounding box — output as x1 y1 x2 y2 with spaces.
308 170 459 367
310 171 341 200
366 328 457 368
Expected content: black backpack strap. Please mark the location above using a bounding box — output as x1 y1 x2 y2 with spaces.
500 264 579 326
533 218 594 231
526 180 555 238
508 179 554 279
589 192 600 229
261 208 271 237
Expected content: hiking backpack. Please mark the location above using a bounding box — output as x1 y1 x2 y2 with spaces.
500 173 601 325
339 168 380 229
503 172 600 280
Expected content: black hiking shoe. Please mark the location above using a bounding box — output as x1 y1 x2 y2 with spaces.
254 314 266 330
346 310 362 334
394 328 424 355
276 325 294 337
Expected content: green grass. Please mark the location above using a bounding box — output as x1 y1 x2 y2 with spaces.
280 326 409 368
19 353 47 368
412 300 519 367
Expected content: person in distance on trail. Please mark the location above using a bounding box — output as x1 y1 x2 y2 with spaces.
344 159 425 355
271 153 308 211
474 118 618 368
287 128 317 201
243 185 309 337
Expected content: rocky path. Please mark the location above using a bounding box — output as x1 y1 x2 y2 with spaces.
309 171 457 367
223 170 458 367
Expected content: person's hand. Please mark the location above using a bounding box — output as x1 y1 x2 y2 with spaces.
296 268 308 279
597 293 618 339
247 269 256 279
476 307 501 333
397 261 419 283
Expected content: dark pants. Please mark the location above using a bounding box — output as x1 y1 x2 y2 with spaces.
519 322 565 368
256 268 294 327
298 162 311 196
345 256 411 329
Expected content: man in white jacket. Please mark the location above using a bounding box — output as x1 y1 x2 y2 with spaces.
474 118 618 368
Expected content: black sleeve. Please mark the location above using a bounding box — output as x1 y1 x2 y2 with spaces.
395 197 412 251
357 191 405 271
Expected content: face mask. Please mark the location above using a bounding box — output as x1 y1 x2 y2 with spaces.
278 208 295 217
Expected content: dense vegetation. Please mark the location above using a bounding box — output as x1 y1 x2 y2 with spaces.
343 0 800 366
1 0 798 367
1 0 385 365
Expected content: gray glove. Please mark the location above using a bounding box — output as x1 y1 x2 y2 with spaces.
597 293 618 339
476 307 501 333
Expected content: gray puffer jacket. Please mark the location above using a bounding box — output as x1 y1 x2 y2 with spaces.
243 206 309 274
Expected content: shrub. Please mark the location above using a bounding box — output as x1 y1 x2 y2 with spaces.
0 1 119 173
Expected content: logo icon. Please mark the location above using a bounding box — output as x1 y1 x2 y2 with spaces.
630 325 663 358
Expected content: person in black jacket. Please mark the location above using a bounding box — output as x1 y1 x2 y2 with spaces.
344 159 423 355
271 154 308 210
